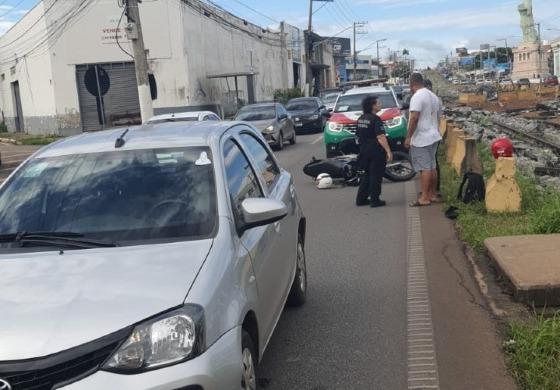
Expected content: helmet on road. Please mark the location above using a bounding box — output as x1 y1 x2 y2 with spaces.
316 173 333 189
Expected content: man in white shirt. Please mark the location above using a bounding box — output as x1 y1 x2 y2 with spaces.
404 73 442 207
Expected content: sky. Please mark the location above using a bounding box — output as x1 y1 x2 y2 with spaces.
0 0 559 67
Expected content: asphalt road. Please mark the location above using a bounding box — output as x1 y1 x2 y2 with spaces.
257 133 408 390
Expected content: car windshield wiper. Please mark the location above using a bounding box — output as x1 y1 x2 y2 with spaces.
0 231 117 249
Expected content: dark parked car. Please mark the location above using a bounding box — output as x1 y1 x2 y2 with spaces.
517 78 531 87
235 103 296 150
286 97 330 133
544 75 559 86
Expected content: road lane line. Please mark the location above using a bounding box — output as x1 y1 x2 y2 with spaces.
311 135 323 144
406 180 440 390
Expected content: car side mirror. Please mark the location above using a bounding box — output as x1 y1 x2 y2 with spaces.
279 113 288 120
401 103 410 110
322 111 331 118
320 105 326 110
240 198 287 232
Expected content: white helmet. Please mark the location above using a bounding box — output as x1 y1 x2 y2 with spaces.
316 173 333 189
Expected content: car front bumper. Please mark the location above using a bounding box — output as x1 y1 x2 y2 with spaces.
62 327 242 390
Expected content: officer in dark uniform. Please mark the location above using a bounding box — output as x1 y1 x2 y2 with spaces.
355 96 393 208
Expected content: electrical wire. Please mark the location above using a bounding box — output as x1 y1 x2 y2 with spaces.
0 0 60 49
115 4 134 59
227 0 279 24
0 0 26 18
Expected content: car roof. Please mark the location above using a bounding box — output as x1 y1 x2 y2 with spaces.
343 86 392 96
240 103 277 109
147 111 217 121
288 97 317 102
34 122 240 158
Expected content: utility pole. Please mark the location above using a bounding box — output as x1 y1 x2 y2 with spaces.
305 0 333 96
536 22 542 79
125 0 153 122
352 21 367 81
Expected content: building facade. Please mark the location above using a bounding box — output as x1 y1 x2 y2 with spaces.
552 38 560 77
0 0 302 135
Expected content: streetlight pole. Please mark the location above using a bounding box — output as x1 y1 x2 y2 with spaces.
305 0 333 96
352 21 367 81
376 38 387 77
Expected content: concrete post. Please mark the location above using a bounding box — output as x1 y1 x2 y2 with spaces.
486 157 521 213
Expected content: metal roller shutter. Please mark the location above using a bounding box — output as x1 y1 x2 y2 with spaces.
76 62 141 132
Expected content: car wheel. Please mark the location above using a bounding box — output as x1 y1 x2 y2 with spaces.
241 330 258 390
287 235 307 307
289 131 296 145
276 132 284 150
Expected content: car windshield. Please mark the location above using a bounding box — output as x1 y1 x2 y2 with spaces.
0 147 216 245
286 100 318 111
334 92 398 113
235 106 276 121
148 117 198 124
322 94 339 104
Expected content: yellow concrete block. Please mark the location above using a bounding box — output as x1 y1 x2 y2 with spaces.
446 129 464 163
495 156 516 178
485 157 521 213
451 136 466 175
439 117 448 137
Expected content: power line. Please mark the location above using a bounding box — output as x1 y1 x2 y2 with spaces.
333 0 355 25
115 3 133 59
0 0 26 18
226 0 279 24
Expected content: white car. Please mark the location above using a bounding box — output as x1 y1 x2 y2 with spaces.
146 111 221 124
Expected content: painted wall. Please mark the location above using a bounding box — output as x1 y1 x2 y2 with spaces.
0 2 57 134
0 0 295 133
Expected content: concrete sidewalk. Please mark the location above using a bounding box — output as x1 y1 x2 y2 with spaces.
420 204 516 390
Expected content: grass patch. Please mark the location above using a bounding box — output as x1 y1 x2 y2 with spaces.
507 315 560 390
19 135 62 145
440 143 560 251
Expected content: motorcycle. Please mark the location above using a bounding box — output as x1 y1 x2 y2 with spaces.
303 138 416 184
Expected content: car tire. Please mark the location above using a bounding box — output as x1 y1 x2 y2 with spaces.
289 131 296 145
287 236 307 307
241 330 258 390
275 132 284 150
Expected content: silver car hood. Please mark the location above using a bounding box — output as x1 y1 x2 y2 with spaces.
0 239 213 360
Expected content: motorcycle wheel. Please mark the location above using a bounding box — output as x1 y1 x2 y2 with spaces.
384 151 416 182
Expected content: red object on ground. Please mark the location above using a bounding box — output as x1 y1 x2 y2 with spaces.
491 138 514 159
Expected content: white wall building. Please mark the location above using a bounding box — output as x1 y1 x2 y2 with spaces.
552 38 560 77
0 0 299 135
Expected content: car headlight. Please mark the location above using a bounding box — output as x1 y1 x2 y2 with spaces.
263 125 275 133
310 114 319 120
384 116 403 128
328 122 343 132
102 305 205 373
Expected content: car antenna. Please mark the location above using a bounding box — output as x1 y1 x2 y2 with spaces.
115 128 129 148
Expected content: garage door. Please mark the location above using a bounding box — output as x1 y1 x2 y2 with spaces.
76 62 141 132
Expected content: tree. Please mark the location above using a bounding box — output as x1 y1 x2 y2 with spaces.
392 62 411 78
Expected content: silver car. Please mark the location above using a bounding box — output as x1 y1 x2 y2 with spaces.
0 122 307 389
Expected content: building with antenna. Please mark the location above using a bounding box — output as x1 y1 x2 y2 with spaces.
0 0 327 135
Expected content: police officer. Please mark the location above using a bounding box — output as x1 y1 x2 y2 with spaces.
356 96 393 208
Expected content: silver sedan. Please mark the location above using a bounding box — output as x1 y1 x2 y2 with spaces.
0 121 307 389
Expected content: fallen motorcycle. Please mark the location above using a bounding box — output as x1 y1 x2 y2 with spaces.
303 139 416 184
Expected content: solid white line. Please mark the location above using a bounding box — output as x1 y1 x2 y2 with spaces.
311 135 323 144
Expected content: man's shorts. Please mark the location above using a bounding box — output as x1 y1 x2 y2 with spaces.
410 141 439 172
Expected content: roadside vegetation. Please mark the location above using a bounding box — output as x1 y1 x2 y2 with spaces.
439 143 560 251
0 127 62 145
273 88 304 104
441 142 560 389
507 314 560 390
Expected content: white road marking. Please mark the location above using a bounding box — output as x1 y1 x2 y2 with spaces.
311 135 323 144
406 180 440 390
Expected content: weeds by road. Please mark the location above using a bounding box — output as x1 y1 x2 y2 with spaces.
440 143 560 251
507 314 560 390
0 131 62 145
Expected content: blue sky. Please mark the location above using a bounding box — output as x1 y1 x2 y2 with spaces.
1 0 559 67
